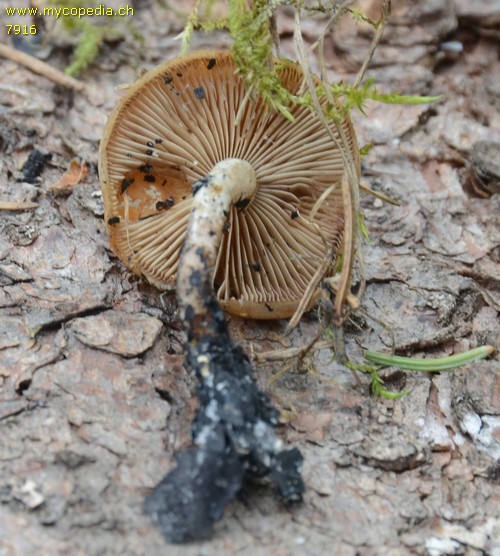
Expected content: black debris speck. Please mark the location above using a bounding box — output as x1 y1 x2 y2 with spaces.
195 246 207 260
146 149 154 156
164 76 173 84
139 164 153 174
235 197 250 209
265 303 274 312
270 449 305 503
207 58 216 70
156 197 175 211
147 141 154 148
194 87 205 100
144 175 156 183
107 216 120 225
155 138 163 144
121 177 135 194
189 270 203 288
21 149 52 183
192 175 210 196
291 210 299 220
251 261 261 272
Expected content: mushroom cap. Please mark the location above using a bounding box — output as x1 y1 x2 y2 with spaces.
99 50 359 319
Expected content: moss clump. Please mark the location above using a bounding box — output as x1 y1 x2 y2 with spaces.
48 0 139 76
228 0 297 119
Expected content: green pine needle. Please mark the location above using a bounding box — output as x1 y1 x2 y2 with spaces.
364 346 495 372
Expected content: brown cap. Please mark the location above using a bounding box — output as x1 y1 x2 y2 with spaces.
99 50 359 319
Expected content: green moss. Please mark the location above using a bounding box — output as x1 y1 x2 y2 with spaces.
48 0 139 76
180 1 441 126
178 0 228 51
228 0 298 119
63 21 101 76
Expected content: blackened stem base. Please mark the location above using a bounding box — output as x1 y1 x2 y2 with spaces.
145 160 305 543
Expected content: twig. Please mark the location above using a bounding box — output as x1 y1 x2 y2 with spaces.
254 339 336 364
0 43 85 92
0 200 38 211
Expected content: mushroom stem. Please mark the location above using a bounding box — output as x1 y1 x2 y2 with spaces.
177 158 256 332
145 158 305 543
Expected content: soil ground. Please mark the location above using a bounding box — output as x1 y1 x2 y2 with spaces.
1 1 499 555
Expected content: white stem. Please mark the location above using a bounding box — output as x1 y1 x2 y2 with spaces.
177 158 257 327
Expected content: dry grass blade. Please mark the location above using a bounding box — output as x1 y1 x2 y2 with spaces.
293 9 360 327
270 11 281 57
309 0 353 54
360 181 400 205
286 245 332 334
354 0 392 88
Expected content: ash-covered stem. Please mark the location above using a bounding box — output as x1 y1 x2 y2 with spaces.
145 159 305 543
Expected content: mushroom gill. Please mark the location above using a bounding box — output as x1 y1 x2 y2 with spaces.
99 50 359 319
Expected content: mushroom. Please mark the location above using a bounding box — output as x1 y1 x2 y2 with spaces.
99 50 359 543
99 50 359 320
